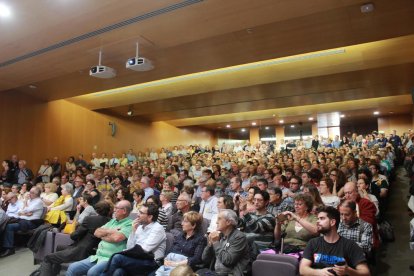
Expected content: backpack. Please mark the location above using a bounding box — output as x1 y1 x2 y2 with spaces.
378 220 395 242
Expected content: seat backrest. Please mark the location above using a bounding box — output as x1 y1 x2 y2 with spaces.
201 218 210 235
40 207 48 220
252 260 297 276
256 253 299 268
129 212 138 220
165 232 175 253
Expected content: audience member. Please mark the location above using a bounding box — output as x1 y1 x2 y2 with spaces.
300 206 370 276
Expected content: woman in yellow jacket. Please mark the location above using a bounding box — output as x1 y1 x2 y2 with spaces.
44 183 74 225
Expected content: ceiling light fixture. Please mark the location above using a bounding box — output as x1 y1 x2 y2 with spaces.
0 3 11 17
226 124 231 128
279 120 284 124
290 125 295 128
252 122 257 126
360 3 374 13
127 105 134 116
265 126 269 130
340 114 345 118
373 111 380 115
308 117 314 121
241 128 246 132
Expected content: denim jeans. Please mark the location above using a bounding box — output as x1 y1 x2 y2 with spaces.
66 257 108 276
3 220 39 248
100 254 157 276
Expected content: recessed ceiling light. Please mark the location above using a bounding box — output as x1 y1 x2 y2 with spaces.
0 3 11 17
373 111 380 115
251 122 257 126
28 85 37 89
272 114 276 117
389 111 394 114
279 120 284 124
308 117 314 121
241 128 246 132
265 126 269 130
226 124 231 128
290 125 295 128
340 114 345 118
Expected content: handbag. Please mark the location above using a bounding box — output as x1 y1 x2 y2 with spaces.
62 219 77 234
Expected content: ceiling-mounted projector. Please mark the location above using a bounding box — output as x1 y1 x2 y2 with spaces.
89 51 116 79
126 42 154 72
126 57 154 71
90 65 116 78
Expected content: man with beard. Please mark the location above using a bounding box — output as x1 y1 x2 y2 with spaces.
300 206 370 276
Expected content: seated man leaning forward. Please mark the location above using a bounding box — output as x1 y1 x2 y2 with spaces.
66 200 133 276
201 209 250 276
300 206 370 276
102 203 166 276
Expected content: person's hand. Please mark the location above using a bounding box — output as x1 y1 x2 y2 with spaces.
332 263 348 276
164 260 176 267
282 211 295 221
317 268 335 276
132 217 140 232
208 231 220 245
76 204 82 211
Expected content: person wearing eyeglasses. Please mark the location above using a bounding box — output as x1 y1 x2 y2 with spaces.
66 200 133 276
102 203 166 276
274 193 318 253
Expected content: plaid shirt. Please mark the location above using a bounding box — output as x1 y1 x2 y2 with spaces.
338 218 373 253
267 198 294 216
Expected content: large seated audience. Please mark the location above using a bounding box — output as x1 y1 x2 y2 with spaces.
0 129 411 275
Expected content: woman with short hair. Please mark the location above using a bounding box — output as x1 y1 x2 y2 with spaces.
155 211 206 275
74 194 97 224
274 193 318 252
40 182 59 207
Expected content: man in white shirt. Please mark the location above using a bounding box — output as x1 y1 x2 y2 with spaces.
1 187 44 257
199 186 218 221
141 176 154 201
5 192 22 218
108 153 120 167
103 204 166 276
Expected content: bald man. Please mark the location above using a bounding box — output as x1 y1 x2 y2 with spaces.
343 182 379 249
66 200 133 276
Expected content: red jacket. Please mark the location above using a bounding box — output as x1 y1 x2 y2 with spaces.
357 197 380 249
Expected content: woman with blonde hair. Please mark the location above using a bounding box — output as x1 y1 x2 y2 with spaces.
40 182 58 207
44 183 74 226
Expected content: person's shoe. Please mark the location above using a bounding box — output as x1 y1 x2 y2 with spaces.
409 265 414 271
0 248 15 258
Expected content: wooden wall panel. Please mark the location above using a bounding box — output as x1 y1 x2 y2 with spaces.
378 115 413 135
0 92 214 171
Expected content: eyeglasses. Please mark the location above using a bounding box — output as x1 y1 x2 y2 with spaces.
329 173 337 177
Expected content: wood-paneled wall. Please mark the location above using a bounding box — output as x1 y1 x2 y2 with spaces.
378 115 413 135
0 91 214 171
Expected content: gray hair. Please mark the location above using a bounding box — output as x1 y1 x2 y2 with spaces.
220 209 238 227
63 183 74 195
183 179 194 187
